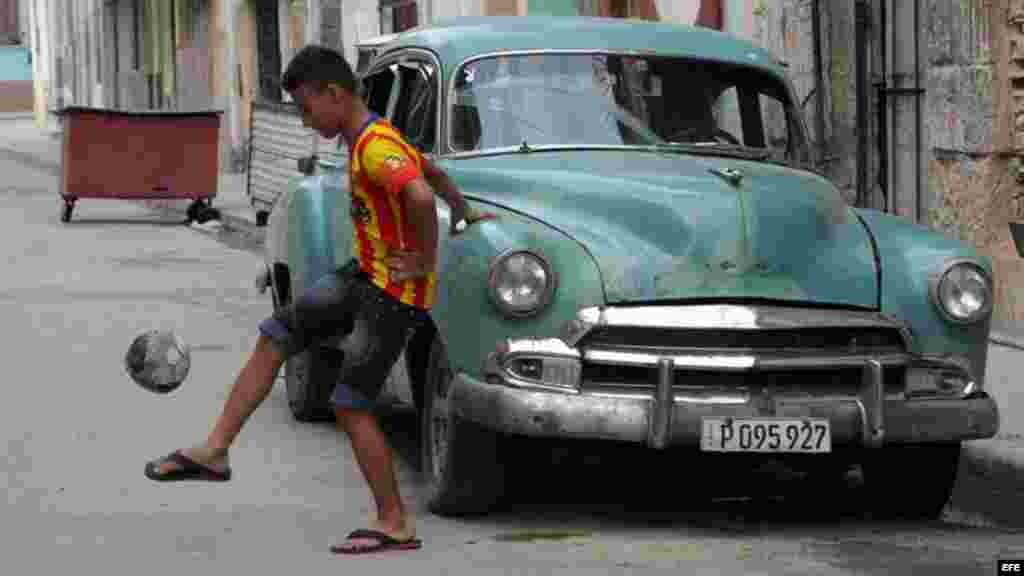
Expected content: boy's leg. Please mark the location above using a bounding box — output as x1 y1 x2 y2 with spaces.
145 265 361 480
329 281 426 552
336 407 411 539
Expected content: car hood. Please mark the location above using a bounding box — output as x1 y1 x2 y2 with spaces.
439 150 879 308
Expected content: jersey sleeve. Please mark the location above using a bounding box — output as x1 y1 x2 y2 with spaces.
360 136 423 196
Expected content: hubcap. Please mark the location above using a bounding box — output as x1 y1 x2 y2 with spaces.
430 360 452 481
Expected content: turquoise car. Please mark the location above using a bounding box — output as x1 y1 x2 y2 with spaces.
261 16 999 519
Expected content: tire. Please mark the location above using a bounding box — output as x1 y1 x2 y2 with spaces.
420 337 506 516
256 211 269 227
859 442 962 521
60 200 73 223
284 346 340 423
273 280 337 423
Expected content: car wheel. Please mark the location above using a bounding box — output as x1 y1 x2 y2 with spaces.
284 346 340 423
60 199 74 223
420 337 506 516
859 442 961 521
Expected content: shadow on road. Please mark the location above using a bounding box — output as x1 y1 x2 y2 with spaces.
58 218 189 227
373 407 1023 537
376 408 925 531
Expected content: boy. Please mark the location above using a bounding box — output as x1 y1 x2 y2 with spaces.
144 45 493 555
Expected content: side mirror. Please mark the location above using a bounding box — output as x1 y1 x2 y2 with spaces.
297 155 318 175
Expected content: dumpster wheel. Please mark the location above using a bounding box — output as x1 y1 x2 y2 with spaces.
60 199 75 223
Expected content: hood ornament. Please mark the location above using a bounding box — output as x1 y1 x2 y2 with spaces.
710 167 744 187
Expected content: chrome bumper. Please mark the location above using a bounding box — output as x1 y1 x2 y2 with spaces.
449 372 999 448
460 306 999 449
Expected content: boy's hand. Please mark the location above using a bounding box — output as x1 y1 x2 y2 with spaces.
386 250 434 283
450 204 497 235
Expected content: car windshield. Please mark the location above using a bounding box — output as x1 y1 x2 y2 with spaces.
449 52 812 166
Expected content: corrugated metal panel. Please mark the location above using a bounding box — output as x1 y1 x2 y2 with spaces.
247 100 318 212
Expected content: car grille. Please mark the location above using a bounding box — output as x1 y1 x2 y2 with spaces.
580 325 907 352
578 326 908 397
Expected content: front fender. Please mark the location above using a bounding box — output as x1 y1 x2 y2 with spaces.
280 162 606 379
285 164 349 298
431 203 605 377
855 208 994 386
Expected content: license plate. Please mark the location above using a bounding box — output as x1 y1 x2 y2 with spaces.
700 418 831 453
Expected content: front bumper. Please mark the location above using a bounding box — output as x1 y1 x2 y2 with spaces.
449 372 1000 448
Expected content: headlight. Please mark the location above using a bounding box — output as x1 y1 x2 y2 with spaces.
930 260 993 324
488 250 556 317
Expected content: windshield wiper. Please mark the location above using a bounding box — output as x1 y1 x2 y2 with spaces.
654 142 774 161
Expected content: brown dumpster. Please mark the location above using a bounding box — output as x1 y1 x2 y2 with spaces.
56 106 223 223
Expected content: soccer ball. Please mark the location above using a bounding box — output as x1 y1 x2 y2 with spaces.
125 329 191 394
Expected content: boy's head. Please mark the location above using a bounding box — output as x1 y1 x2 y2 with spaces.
281 45 360 140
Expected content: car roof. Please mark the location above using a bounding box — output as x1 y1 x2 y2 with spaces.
378 16 786 78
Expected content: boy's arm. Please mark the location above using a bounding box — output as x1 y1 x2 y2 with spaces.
387 177 437 282
421 156 496 234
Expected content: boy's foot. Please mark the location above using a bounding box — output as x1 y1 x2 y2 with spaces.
330 529 422 555
144 446 231 482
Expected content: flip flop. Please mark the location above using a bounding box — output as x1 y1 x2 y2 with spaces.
144 450 232 483
330 529 423 555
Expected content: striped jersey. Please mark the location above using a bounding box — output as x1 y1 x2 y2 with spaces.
348 114 436 310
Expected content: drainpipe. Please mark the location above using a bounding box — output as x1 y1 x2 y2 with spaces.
887 0 924 221
811 0 826 170
874 0 888 212
855 0 870 209
913 0 923 223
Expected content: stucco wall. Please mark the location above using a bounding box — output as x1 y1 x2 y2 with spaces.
737 1 1019 324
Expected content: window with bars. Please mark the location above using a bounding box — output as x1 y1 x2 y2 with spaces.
379 0 418 35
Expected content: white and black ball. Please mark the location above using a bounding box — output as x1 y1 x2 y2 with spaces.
125 330 191 394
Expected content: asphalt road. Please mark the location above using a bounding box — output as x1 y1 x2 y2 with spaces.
1 146 1022 575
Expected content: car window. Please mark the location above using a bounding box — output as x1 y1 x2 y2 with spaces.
391 61 438 154
449 53 812 168
362 65 398 118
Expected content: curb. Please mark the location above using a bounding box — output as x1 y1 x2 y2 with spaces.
989 330 1024 352
949 438 1024 531
0 145 266 243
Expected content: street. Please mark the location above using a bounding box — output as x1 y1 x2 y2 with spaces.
1 147 1022 575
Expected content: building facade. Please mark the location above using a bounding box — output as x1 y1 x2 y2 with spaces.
24 1 1023 321
1 0 32 114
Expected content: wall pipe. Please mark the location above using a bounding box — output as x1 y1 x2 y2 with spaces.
811 0 826 170
855 0 870 208
875 0 888 212
914 0 922 223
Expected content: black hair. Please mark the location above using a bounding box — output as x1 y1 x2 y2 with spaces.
281 44 356 95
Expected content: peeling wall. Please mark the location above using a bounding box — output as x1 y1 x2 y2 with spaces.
737 2 1024 323
739 1 858 205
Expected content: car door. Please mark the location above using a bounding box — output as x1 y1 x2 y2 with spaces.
365 52 451 408
325 58 404 278
383 53 453 291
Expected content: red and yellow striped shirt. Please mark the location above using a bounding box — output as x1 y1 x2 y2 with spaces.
349 116 436 310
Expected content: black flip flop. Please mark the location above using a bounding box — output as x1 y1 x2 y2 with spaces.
144 450 232 483
330 529 423 555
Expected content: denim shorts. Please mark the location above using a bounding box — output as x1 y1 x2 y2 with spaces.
258 259 428 410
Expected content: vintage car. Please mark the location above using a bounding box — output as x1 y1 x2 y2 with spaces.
261 16 1000 519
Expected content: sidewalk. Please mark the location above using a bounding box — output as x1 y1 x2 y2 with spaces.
2 116 1022 529
0 116 264 239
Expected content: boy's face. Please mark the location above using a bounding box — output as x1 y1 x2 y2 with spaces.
291 82 352 140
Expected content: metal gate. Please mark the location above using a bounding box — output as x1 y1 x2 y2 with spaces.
246 100 348 222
